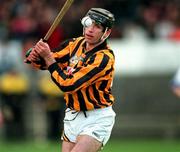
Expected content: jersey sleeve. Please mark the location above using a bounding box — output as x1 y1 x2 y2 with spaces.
52 39 73 65
52 37 84 68
30 39 72 70
47 51 114 93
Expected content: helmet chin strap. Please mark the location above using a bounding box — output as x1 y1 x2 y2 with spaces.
100 27 109 42
94 27 109 45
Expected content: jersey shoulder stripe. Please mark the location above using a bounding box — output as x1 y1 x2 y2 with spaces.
52 38 75 53
70 37 85 57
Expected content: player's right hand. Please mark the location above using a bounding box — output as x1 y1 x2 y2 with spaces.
24 47 40 64
24 47 47 70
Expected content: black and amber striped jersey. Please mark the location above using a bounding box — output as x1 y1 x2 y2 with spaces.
47 36 115 111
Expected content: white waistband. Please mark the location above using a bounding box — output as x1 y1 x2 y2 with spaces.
66 106 115 117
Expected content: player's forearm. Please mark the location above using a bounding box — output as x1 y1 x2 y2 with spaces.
173 87 180 98
44 53 56 67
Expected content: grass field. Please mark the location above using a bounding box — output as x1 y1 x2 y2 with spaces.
0 138 180 152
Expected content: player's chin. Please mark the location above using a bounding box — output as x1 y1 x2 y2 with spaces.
85 37 97 44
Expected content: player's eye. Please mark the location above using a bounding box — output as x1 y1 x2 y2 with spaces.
94 24 103 29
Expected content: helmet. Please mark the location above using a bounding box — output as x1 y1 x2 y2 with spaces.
83 8 115 29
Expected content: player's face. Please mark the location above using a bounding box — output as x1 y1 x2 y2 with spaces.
84 23 104 44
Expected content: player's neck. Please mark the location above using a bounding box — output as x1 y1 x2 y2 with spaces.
85 40 104 52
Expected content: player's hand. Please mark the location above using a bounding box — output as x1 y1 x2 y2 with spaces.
34 39 51 59
34 39 56 66
24 47 41 63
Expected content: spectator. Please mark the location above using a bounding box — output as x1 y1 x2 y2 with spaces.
38 72 65 140
0 68 29 139
171 68 180 98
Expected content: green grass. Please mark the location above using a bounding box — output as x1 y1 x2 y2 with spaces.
104 139 180 152
0 138 180 152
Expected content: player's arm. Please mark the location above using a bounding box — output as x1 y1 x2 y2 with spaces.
171 68 180 98
172 87 180 97
48 51 114 93
24 39 73 69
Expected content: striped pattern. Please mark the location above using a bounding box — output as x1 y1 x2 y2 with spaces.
48 37 115 111
61 131 70 142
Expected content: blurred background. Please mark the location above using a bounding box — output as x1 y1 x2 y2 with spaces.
0 0 180 151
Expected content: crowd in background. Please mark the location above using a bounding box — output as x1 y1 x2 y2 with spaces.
0 0 180 45
0 0 180 74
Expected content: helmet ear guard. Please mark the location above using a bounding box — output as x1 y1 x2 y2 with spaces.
81 16 93 27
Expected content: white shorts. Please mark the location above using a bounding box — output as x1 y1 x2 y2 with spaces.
61 106 116 146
